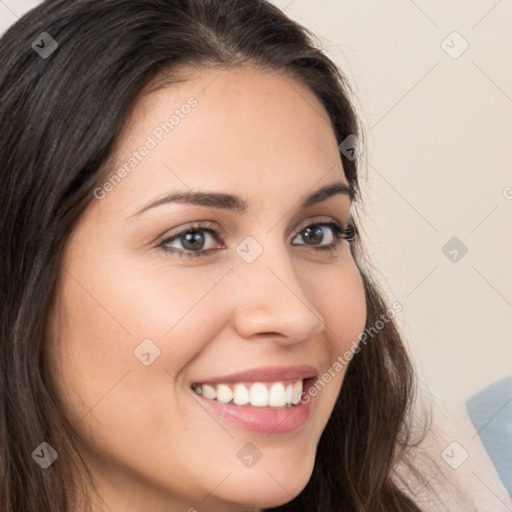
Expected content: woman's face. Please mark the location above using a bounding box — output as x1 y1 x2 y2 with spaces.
47 65 367 512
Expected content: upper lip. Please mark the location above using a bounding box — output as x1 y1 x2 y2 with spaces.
191 364 317 385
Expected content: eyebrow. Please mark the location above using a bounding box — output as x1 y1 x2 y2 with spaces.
131 180 353 218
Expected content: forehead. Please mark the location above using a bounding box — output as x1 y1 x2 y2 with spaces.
98 65 346 216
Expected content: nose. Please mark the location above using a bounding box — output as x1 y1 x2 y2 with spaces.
230 242 326 346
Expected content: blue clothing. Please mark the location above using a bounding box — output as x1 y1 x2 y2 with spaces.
466 374 512 497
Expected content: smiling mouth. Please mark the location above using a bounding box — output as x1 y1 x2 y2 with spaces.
191 378 310 408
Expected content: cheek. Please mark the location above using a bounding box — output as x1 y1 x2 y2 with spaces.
63 249 230 351
104 259 232 367
47 258 232 468
314 258 367 356
306 258 367 401
49 255 232 414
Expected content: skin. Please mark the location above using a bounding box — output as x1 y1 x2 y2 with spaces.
46 65 367 512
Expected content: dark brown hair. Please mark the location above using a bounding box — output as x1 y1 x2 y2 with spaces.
0 1 430 510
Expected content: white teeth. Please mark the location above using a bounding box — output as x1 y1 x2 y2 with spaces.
194 379 306 408
285 383 292 404
250 383 268 406
202 384 216 400
233 383 250 405
268 382 287 407
291 380 303 405
216 384 233 404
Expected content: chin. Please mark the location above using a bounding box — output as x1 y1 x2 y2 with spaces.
217 454 315 510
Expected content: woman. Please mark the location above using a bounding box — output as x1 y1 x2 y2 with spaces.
0 1 430 510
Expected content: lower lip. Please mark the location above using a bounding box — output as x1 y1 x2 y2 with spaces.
190 379 315 435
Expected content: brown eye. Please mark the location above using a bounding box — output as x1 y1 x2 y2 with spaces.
295 224 335 246
292 221 352 253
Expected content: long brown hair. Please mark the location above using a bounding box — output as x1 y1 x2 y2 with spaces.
1 1 430 510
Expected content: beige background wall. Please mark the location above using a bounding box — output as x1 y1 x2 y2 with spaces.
2 0 511 508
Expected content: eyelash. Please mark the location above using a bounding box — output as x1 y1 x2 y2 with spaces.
158 219 356 259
